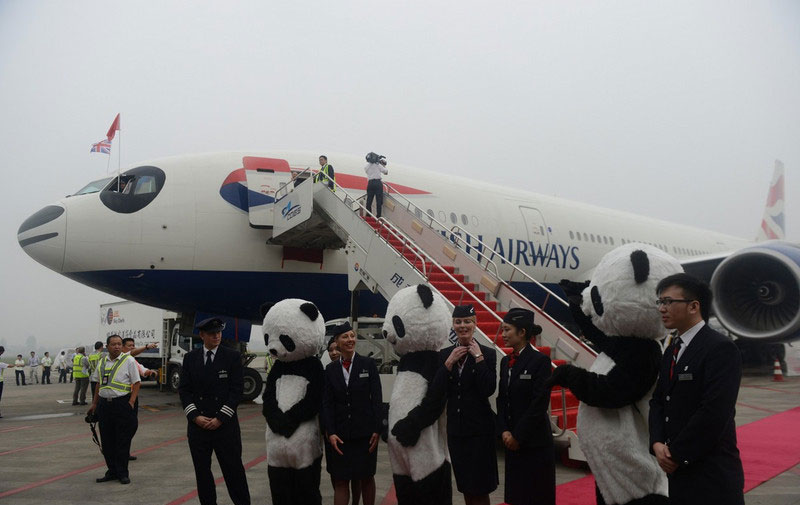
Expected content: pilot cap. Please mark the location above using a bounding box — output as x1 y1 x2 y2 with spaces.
195 317 226 333
330 321 353 337
452 304 476 318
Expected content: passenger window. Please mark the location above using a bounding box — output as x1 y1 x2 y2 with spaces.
609 237 614 245
438 211 446 222
472 216 479 227
427 209 434 218
569 231 574 239
590 234 596 243
583 233 588 241
450 212 457 224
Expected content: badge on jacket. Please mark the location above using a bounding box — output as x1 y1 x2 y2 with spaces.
218 370 228 378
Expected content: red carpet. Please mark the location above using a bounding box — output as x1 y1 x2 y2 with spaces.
554 406 800 505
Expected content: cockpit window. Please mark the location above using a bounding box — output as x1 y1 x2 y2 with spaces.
73 177 113 196
99 166 166 214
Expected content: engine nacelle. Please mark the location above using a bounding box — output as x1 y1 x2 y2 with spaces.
711 241 800 343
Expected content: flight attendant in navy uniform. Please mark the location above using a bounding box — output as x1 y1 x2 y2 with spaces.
178 317 251 505
440 304 498 505
496 308 555 505
322 321 383 505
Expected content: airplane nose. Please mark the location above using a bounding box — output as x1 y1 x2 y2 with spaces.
18 205 67 272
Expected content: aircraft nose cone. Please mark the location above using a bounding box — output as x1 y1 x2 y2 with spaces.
18 205 67 272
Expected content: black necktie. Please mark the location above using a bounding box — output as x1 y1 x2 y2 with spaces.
669 337 683 380
205 350 213 367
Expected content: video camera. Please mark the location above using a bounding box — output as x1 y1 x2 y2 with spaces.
85 412 98 424
365 152 386 165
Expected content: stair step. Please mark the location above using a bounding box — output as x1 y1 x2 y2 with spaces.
477 321 501 339
430 281 476 292
439 290 486 301
550 389 579 410
428 272 465 283
538 346 551 358
553 406 579 430
552 359 567 367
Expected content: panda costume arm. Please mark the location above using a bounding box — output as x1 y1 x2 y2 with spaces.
391 352 449 447
283 357 324 423
549 337 662 408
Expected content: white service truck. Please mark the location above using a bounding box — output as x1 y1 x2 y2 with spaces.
99 301 265 401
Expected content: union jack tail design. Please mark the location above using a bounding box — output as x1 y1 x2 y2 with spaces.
757 160 785 241
90 138 111 155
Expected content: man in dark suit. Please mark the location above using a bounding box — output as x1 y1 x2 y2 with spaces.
179 317 251 505
649 273 744 505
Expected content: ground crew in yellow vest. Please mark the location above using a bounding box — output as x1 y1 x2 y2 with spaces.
87 334 141 485
314 154 336 191
88 341 105 401
72 347 91 405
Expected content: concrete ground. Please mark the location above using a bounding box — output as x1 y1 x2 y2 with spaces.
0 374 797 505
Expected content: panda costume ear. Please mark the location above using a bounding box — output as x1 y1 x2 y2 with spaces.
259 302 273 320
630 250 650 284
416 284 434 309
300 302 320 321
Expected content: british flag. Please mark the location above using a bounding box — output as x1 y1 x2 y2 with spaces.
90 138 111 155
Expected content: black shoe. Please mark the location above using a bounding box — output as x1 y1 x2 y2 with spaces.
80 402 88 405
128 455 137 461
119 477 131 485
72 402 79 406
96 475 118 483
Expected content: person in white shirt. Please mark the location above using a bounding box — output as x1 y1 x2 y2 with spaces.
41 352 53 384
363 152 388 218
14 354 26 386
87 335 141 485
54 351 68 383
28 351 40 384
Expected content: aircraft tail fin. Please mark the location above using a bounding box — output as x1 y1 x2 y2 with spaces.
756 159 785 241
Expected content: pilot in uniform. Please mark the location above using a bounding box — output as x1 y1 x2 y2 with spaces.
179 317 251 505
87 334 141 485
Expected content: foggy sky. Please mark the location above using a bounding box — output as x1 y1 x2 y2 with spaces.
1 0 798 351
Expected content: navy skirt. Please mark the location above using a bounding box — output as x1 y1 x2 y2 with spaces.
449 433 499 495
325 436 378 481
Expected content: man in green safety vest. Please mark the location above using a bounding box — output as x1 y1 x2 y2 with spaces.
87 334 141 485
88 341 105 401
313 154 336 191
72 346 90 405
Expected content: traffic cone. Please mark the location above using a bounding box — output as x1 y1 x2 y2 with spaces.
773 359 784 382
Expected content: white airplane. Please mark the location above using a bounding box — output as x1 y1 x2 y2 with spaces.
17 151 799 343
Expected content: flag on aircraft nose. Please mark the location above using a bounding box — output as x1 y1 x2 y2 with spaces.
90 138 111 154
106 113 120 141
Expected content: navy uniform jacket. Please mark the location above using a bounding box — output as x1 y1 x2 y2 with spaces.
496 345 552 448
321 354 382 440
178 344 244 425
439 343 497 437
649 325 744 505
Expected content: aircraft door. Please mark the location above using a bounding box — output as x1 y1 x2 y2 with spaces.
519 206 551 245
246 169 291 228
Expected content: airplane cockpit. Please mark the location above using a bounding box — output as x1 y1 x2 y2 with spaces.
70 165 166 214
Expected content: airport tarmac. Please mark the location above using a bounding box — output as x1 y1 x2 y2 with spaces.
0 374 798 505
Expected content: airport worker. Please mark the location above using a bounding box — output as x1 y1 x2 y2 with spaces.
72 347 91 405
496 308 555 505
178 317 250 505
87 334 141 485
41 351 52 384
55 351 68 383
649 273 745 505
314 154 336 191
322 321 382 505
363 152 388 218
440 305 498 505
88 341 105 400
28 351 40 384
15 354 26 386
0 346 7 417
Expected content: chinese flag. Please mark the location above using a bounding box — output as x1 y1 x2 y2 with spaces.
106 113 120 141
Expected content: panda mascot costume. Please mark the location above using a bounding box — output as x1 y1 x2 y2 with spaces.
382 284 452 505
261 298 326 505
548 244 682 505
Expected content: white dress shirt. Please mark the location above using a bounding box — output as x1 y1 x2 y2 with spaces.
364 163 388 180
674 320 705 363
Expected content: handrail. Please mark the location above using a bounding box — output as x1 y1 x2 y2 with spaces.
274 166 313 202
382 182 570 312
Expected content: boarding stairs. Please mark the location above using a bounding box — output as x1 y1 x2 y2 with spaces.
265 171 597 461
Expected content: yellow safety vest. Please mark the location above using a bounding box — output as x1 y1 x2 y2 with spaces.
88 351 102 373
98 354 133 393
314 164 335 192
72 354 89 378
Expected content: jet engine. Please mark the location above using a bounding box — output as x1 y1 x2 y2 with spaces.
711 241 800 343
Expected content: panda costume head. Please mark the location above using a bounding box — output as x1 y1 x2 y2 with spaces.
262 298 325 361
382 284 451 355
581 243 682 339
